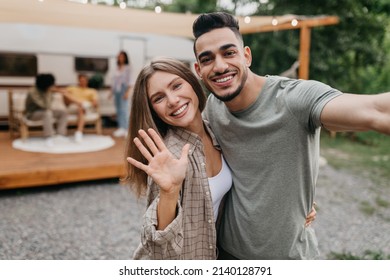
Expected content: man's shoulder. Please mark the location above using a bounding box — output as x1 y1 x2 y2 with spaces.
66 85 78 91
86 87 98 96
264 75 333 95
90 88 98 93
68 86 97 95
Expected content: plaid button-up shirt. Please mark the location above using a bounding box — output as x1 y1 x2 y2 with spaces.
133 123 220 260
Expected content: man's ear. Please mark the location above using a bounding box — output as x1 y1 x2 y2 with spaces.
244 46 252 67
194 62 202 79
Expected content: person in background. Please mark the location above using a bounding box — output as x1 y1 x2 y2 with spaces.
110 50 133 138
64 73 99 143
25 73 68 147
192 12 390 259
123 57 316 259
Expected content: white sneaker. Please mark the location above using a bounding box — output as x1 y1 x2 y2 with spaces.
74 131 83 143
113 128 127 138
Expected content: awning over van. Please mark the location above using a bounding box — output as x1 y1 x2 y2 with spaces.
0 0 338 37
0 0 339 79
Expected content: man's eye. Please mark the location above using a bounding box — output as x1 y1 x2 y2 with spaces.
225 50 236 57
200 57 212 64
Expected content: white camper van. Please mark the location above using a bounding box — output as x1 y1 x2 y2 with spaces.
0 23 196 121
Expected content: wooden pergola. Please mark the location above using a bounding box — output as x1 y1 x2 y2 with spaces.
0 0 339 79
240 15 340 79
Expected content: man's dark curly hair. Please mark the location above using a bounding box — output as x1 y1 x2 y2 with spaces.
35 73 55 92
192 12 240 38
192 12 243 54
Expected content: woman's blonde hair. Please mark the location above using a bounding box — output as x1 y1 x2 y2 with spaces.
122 57 206 197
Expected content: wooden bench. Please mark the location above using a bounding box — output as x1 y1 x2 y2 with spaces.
8 89 102 140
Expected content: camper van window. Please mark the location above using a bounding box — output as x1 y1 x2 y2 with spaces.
0 53 37 77
75 57 108 73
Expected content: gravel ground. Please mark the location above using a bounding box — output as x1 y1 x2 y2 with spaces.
0 162 389 260
0 180 145 260
315 162 390 259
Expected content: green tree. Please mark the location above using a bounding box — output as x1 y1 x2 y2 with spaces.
165 0 217 13
241 0 389 93
96 0 390 94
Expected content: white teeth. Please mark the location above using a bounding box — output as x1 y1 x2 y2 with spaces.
216 76 233 83
172 104 187 116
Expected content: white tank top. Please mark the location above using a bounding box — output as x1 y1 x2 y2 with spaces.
208 155 232 222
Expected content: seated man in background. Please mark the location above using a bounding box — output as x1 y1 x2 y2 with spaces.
64 74 99 142
25 73 68 147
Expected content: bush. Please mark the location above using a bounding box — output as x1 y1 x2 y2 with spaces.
88 73 104 89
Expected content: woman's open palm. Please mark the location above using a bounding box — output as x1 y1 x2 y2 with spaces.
127 128 190 195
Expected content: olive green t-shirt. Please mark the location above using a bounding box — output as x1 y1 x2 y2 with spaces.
204 76 342 259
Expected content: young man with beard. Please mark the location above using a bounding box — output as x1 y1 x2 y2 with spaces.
192 12 390 259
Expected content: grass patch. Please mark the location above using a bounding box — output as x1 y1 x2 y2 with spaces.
320 131 390 187
376 197 390 208
321 131 390 259
359 201 376 216
329 250 390 260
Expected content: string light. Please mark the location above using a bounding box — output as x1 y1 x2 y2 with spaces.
244 16 251 24
291 19 298 27
67 0 88 3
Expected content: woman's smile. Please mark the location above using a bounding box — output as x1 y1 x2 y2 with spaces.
171 103 188 117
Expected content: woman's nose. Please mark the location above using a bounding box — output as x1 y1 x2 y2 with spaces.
166 93 179 107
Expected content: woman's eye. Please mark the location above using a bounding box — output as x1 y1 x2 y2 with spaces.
172 83 182 90
152 96 164 103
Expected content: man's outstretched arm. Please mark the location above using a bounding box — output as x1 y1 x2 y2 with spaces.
321 92 390 135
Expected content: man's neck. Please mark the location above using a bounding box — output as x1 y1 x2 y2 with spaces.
225 73 266 112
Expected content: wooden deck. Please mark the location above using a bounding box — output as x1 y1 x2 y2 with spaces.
0 129 126 190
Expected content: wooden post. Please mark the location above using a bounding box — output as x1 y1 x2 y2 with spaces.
240 16 339 80
298 25 311 80
7 89 15 139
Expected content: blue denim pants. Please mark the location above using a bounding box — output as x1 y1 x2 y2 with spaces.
113 85 129 129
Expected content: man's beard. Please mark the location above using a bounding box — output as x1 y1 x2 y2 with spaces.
205 69 247 102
